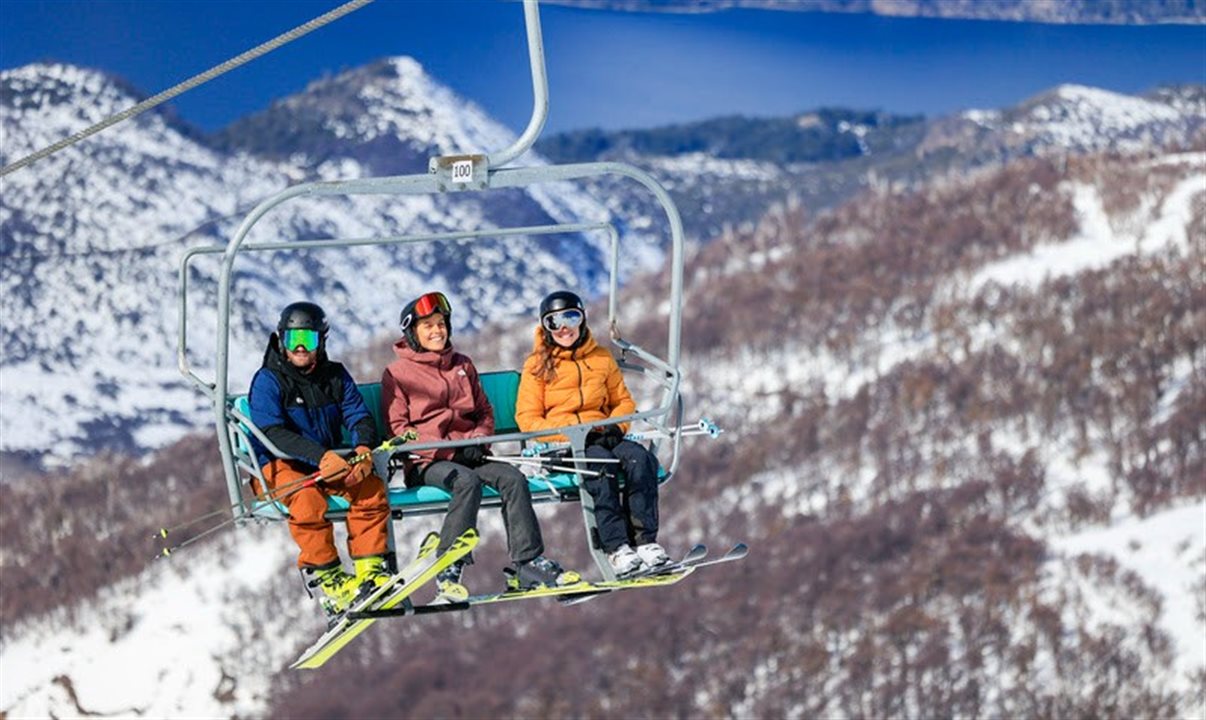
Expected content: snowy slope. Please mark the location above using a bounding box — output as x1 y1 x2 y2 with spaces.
922 84 1205 161
1053 501 1206 687
1 526 302 718
0 60 639 468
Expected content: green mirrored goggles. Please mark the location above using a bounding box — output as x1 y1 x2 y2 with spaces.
282 328 320 352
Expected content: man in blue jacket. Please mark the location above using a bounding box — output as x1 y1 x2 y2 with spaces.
248 301 390 617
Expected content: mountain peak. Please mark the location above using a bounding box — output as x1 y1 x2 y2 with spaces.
1 62 142 120
213 55 515 173
1015 82 1186 139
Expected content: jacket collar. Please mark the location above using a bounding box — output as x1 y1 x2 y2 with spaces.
393 338 455 368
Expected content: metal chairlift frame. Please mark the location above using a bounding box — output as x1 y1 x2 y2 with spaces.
176 0 688 581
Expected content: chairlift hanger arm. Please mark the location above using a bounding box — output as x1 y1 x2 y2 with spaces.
490 0 548 168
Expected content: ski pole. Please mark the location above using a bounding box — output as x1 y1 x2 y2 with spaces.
486 455 604 477
404 453 606 478
156 430 415 540
488 455 621 464
154 470 324 540
155 430 417 558
522 418 725 456
154 473 326 560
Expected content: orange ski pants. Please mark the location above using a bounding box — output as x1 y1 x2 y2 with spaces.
259 458 390 568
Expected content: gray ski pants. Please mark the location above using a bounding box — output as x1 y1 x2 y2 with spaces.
420 460 544 564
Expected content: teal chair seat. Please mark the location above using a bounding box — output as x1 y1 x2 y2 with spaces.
230 371 589 519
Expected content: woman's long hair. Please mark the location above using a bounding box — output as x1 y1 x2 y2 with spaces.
533 325 590 383
535 340 558 383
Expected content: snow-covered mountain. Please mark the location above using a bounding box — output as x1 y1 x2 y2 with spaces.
538 83 1204 268
1 58 1202 718
923 84 1206 160
2 137 1201 718
1 59 655 470
4 62 1200 472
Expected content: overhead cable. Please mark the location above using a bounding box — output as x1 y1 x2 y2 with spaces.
0 0 374 178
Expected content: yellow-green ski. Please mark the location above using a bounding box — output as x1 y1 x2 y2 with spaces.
470 565 696 605
291 528 478 669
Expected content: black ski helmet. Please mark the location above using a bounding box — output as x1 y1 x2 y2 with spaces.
276 301 329 353
539 290 587 347
399 291 452 350
539 290 585 320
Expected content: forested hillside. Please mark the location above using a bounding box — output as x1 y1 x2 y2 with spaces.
266 147 1202 717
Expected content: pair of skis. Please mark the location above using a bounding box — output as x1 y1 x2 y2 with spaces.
351 542 748 617
554 542 748 607
290 528 478 670
292 536 747 669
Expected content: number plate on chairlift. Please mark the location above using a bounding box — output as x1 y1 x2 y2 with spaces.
429 154 489 191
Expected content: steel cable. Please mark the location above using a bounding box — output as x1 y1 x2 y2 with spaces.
0 0 374 178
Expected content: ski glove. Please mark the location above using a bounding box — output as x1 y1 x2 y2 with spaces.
318 450 351 482
587 425 625 451
346 445 374 486
453 444 489 468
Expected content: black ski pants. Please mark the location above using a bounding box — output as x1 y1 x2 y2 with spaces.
420 460 544 564
583 440 660 553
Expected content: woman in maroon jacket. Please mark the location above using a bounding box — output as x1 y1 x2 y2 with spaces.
381 292 577 599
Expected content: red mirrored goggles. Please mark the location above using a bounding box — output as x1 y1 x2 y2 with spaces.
413 291 450 318
401 292 452 331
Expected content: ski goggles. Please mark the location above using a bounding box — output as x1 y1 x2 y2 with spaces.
401 291 452 331
541 308 585 332
413 291 450 318
282 328 321 352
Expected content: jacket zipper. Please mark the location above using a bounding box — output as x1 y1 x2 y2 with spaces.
573 351 584 424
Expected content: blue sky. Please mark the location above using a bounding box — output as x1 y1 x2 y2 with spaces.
2 0 1203 134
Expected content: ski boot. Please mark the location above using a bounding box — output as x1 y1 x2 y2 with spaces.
506 556 581 591
606 544 643 578
353 555 394 597
435 558 469 602
635 542 671 571
304 562 361 621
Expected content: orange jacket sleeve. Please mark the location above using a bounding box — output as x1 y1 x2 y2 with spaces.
515 357 561 433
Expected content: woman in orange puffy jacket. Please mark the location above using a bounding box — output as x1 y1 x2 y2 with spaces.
516 290 671 578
